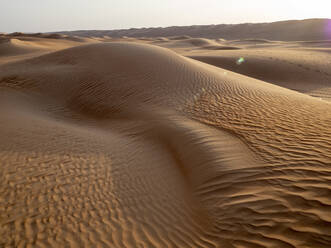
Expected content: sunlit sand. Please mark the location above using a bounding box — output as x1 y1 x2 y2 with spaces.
1 22 331 247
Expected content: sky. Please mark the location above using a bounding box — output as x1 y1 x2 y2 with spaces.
1 0 330 33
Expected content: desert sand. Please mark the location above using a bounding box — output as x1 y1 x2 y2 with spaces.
55 19 331 41
0 30 331 248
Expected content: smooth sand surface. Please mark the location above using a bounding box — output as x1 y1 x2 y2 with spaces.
0 34 331 248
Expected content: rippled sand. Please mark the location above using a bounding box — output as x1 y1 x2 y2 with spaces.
0 34 331 248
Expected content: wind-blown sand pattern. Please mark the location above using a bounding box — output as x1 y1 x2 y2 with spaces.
0 33 331 248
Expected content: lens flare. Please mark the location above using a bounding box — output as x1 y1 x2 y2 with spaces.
236 57 245 65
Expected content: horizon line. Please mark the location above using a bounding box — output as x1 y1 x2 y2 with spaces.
1 17 329 34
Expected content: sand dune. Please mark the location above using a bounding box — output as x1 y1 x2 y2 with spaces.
0 37 331 248
54 19 331 41
188 48 331 101
0 34 98 65
155 38 240 52
0 38 43 56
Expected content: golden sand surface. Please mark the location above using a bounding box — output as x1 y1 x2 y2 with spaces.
0 33 331 248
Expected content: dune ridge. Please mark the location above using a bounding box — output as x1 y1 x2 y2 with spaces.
189 49 331 101
53 19 331 41
0 34 98 65
0 39 331 248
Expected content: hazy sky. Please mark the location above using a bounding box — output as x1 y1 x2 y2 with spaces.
1 0 330 33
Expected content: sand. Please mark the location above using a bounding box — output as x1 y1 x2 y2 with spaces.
54 19 331 41
0 33 331 248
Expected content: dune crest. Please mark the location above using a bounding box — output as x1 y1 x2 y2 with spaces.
54 19 331 41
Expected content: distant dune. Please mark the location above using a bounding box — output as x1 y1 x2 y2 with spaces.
53 18 331 41
0 32 331 248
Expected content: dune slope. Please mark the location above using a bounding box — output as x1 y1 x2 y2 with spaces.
188 48 331 101
0 42 331 248
54 18 331 41
0 35 97 65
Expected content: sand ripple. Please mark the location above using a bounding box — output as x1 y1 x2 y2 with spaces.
0 42 330 247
